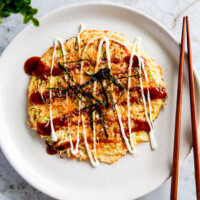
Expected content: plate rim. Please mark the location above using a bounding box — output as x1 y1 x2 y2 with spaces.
0 2 199 200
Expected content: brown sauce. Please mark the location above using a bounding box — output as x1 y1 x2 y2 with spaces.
29 92 44 105
37 117 82 136
55 138 119 151
129 87 167 100
24 56 63 78
46 145 57 155
24 57 40 75
124 119 151 137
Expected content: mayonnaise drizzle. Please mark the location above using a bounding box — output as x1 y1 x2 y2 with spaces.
67 92 80 155
79 25 99 167
136 37 157 149
49 39 59 141
77 23 85 55
127 40 138 154
49 38 67 142
67 24 85 155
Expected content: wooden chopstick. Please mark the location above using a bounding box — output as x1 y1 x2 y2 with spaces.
171 16 200 199
186 16 200 199
170 17 186 200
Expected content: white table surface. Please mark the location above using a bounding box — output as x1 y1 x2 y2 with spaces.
0 0 199 199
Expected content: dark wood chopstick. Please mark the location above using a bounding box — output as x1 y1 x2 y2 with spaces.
171 16 200 199
170 17 186 200
186 16 200 199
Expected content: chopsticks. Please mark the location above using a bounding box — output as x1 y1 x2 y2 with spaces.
170 16 200 200
186 16 200 199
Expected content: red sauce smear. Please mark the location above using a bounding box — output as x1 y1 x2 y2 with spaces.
147 87 167 100
29 90 67 105
24 56 63 79
124 119 151 138
29 86 166 106
24 57 40 75
24 55 141 78
37 118 62 136
129 87 167 100
133 119 150 132
37 116 83 136
46 145 57 155
29 92 45 105
55 138 119 151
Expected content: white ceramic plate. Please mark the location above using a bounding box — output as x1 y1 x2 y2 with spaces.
0 3 200 200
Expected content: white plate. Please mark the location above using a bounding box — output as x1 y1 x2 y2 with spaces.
0 3 200 200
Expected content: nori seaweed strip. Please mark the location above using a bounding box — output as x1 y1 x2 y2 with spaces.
116 74 141 80
115 90 126 105
80 103 99 112
99 80 109 108
98 108 108 138
85 68 124 91
79 76 97 89
66 59 88 64
109 74 124 90
85 52 92 63
46 87 68 92
89 108 94 130
85 68 110 78
58 63 75 83
85 87 94 91
109 91 115 112
80 90 105 106
63 79 82 101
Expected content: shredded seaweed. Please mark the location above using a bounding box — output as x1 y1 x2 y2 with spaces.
89 108 94 130
115 90 126 105
80 103 99 112
58 63 75 83
84 68 124 90
109 91 115 112
79 76 97 89
80 89 105 106
98 109 108 138
51 67 126 139
85 52 92 64
116 74 141 80
99 80 109 108
66 59 88 64
109 73 124 90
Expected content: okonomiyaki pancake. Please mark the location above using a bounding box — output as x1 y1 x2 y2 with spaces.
25 27 167 166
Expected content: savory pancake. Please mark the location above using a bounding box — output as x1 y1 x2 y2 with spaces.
25 26 167 166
